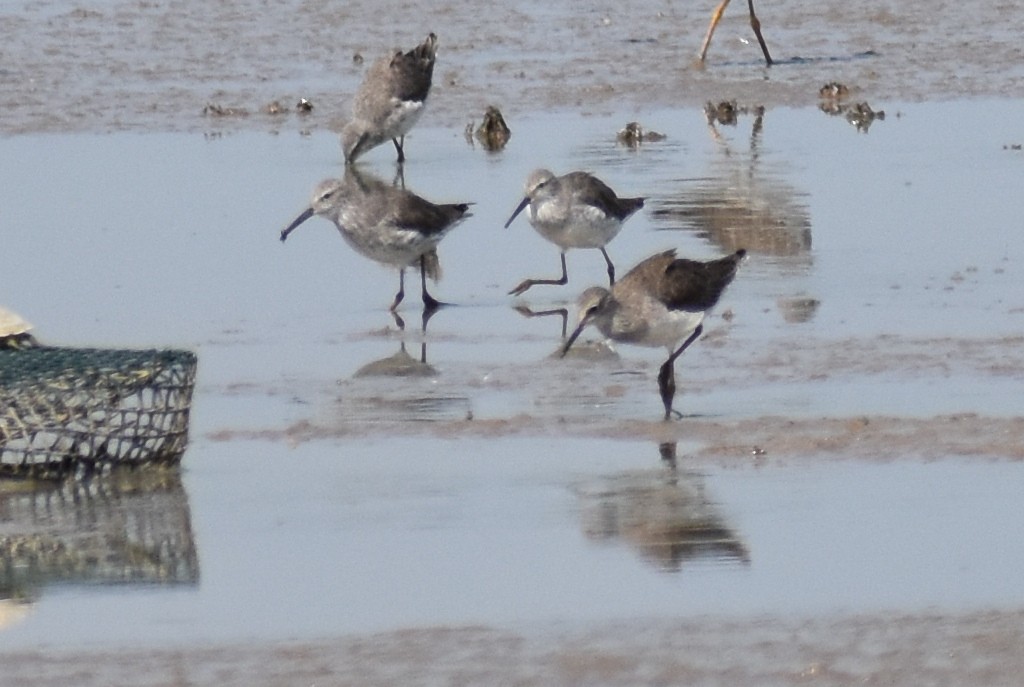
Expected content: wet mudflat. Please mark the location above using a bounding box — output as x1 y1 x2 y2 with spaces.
3 0 1024 679
2 100 1023 683
2 0 1024 135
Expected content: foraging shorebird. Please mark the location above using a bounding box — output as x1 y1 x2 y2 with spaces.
280 168 471 315
698 0 773 66
505 169 644 297
562 249 746 420
342 33 438 164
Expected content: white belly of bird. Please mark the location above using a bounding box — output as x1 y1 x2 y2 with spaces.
604 306 705 351
531 203 622 250
383 99 425 139
338 223 437 269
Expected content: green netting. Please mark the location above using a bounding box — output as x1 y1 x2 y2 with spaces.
0 347 197 478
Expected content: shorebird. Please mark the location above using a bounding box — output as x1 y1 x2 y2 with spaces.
280 168 470 315
562 249 746 420
342 33 438 164
505 169 644 297
698 0 773 66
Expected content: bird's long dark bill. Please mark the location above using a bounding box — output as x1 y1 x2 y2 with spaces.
346 132 371 164
503 196 530 229
280 207 314 242
561 320 589 358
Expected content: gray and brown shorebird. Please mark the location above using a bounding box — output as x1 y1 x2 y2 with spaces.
280 168 471 314
505 169 644 296
698 0 773 66
562 248 746 420
342 33 438 164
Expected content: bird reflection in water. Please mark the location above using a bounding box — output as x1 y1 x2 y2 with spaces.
654 104 812 262
353 316 436 379
651 105 819 322
576 442 748 572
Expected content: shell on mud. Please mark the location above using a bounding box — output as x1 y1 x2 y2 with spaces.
0 307 38 348
0 307 33 337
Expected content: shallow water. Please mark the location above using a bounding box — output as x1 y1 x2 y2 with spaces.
2 101 1024 650
3 438 1024 650
4 101 1023 418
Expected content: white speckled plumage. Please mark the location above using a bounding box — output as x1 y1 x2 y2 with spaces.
505 169 644 296
281 168 470 313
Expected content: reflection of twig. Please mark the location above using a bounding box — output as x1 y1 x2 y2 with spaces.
704 101 765 153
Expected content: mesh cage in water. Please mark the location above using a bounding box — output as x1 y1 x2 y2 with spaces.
1 468 200 599
0 347 197 478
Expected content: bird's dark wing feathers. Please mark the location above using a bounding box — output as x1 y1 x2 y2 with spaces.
389 34 437 102
394 193 468 236
658 251 744 312
566 172 644 221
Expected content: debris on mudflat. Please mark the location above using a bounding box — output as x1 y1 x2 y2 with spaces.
616 121 667 148
818 87 886 132
777 297 821 324
818 82 851 115
469 105 511 151
352 52 364 65
704 101 765 127
844 102 885 132
202 103 249 118
263 100 286 115
296 98 313 114
819 81 850 100
706 100 738 126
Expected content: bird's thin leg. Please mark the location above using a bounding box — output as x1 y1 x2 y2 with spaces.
668 324 704 366
698 0 732 63
747 0 774 66
391 268 406 312
659 324 704 420
392 164 406 190
508 253 569 296
657 358 679 421
600 247 616 285
512 305 569 339
393 136 406 164
420 254 441 312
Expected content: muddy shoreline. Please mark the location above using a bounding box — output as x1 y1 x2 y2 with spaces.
3 0 1023 136
6 609 1024 687
214 413 1024 464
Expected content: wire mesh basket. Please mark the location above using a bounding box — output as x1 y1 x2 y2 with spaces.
0 347 197 479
